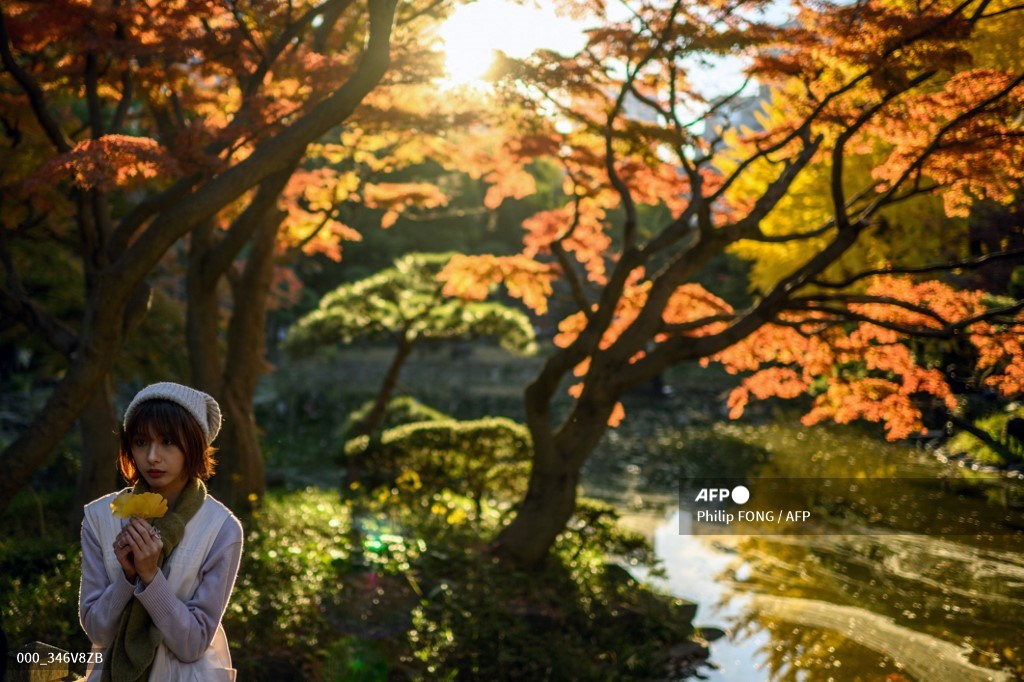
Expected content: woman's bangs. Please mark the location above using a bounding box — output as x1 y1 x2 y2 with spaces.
128 400 188 448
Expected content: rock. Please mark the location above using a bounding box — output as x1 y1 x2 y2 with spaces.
667 640 708 659
662 639 711 680
673 599 698 624
696 626 726 642
602 562 639 587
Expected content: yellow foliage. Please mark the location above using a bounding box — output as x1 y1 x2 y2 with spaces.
724 86 966 293
946 0 1024 72
110 491 168 519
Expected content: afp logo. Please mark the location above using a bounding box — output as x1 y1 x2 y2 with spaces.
694 485 750 504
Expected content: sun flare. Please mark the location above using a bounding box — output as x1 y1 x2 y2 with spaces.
437 0 586 88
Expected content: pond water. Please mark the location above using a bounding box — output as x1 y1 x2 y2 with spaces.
582 417 1024 682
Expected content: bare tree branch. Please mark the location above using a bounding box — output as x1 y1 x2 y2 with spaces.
830 70 937 231
661 313 736 335
727 130 823 240
84 51 105 139
549 165 596 318
978 2 1024 19
201 158 301 286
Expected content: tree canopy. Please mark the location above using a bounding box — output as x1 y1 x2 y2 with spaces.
433 0 1024 564
0 0 472 510
286 252 537 355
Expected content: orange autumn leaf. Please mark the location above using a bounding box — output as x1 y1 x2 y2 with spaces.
555 273 732 351
363 182 449 228
27 135 176 192
709 276 1023 440
608 401 626 428
523 199 612 284
439 254 558 315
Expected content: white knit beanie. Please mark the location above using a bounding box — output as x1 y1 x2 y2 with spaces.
123 382 223 442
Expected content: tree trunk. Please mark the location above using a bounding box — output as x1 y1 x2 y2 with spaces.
490 431 581 567
73 375 118 520
209 194 289 511
491 369 619 567
185 162 297 511
0 279 127 515
186 220 224 396
344 333 415 487
356 334 415 437
215 380 267 511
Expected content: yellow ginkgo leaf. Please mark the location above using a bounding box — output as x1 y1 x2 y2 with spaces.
110 492 168 519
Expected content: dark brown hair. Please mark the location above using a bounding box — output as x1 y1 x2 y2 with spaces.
119 399 217 484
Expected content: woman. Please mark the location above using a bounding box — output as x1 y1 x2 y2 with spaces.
79 382 243 681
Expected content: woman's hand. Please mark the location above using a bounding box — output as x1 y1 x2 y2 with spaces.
112 532 137 583
122 518 163 586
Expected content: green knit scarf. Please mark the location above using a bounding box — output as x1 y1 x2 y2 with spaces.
102 478 207 682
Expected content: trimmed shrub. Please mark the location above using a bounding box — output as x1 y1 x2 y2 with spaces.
345 417 531 510
340 395 451 441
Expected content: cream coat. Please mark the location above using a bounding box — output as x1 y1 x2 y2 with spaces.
83 491 236 681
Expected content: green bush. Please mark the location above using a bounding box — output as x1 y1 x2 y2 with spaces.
225 489 352 680
2 548 87 656
0 486 88 658
345 416 531 511
225 485 692 681
403 498 693 681
340 395 450 441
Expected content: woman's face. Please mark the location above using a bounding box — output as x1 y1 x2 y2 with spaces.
131 426 187 497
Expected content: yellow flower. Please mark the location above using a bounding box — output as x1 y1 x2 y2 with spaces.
110 492 168 519
396 470 422 491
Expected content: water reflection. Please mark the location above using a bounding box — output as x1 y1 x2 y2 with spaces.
587 420 1024 681
723 532 1021 681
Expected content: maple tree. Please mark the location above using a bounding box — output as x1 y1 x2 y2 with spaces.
182 89 491 509
0 0 483 513
438 0 1024 565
